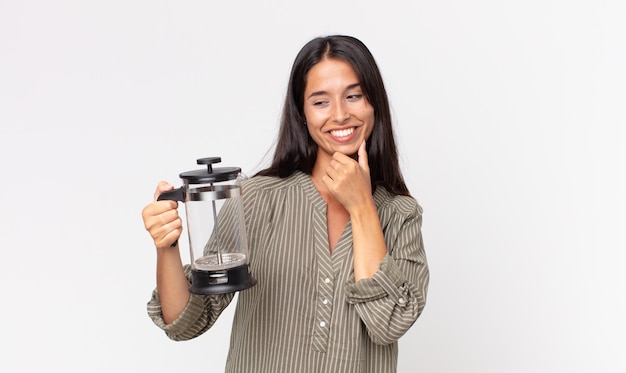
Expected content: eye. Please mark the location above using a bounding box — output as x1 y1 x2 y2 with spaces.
346 93 363 101
312 99 329 107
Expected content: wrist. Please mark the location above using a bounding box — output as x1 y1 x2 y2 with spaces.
348 198 377 221
156 241 180 256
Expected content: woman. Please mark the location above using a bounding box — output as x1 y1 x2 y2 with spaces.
142 35 429 373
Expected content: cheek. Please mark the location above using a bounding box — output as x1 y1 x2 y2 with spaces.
304 109 324 129
360 101 375 121
364 109 375 138
303 107 317 126
365 125 374 140
305 121 320 140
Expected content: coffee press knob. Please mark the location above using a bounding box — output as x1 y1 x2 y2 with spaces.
197 157 222 173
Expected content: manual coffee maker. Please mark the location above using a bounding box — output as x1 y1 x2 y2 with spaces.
158 157 256 295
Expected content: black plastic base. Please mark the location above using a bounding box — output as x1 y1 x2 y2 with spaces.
190 265 257 295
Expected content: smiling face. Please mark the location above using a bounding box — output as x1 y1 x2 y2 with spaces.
303 58 375 163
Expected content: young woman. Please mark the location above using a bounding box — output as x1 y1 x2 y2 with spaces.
142 35 429 373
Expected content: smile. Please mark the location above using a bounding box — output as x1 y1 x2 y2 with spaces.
329 127 355 138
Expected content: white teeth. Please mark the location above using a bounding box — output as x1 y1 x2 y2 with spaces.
330 128 354 137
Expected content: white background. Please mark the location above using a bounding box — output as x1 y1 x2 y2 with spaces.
1 1 624 372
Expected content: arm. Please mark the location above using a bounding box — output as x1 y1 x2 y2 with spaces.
323 143 429 345
142 181 189 323
147 266 235 341
323 141 387 280
142 181 234 340
345 207 429 345
349 197 387 281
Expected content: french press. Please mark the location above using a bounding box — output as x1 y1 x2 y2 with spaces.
158 157 256 295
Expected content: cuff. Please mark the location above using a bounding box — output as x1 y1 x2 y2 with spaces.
148 290 206 334
344 254 409 306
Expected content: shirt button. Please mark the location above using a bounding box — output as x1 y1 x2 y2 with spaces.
320 321 326 327
398 297 407 306
324 278 331 284
322 299 328 305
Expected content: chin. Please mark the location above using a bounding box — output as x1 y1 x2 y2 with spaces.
336 148 359 160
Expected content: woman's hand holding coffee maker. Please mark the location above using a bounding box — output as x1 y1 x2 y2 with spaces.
142 181 183 251
142 181 190 324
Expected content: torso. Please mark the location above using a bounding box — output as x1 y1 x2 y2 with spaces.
222 172 413 372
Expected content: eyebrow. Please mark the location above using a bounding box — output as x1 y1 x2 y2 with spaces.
307 83 361 99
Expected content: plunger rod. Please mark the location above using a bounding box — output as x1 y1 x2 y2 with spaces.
212 198 223 265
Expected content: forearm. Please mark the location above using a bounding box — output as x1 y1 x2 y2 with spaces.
156 244 191 324
346 201 429 345
350 199 387 281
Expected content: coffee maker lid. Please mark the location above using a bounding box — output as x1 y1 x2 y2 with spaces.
179 157 240 184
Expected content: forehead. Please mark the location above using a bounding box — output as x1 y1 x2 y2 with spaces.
305 58 359 90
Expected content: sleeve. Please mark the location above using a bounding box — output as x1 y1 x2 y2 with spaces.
344 203 429 345
147 265 235 341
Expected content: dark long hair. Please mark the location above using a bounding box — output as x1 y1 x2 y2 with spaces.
256 35 410 197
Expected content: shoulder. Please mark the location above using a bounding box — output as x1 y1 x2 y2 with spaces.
239 172 311 221
374 187 423 219
242 171 308 195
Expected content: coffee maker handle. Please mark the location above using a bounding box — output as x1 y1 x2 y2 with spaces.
157 187 186 202
156 187 185 247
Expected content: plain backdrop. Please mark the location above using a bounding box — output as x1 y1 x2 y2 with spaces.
1 1 624 372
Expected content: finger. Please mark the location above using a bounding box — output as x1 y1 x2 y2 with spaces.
155 220 183 249
324 165 337 182
328 158 344 172
332 151 352 165
142 200 179 231
321 174 335 192
143 199 177 219
158 212 183 236
141 201 178 230
326 159 348 181
146 209 183 248
158 207 180 225
158 229 182 249
358 141 369 172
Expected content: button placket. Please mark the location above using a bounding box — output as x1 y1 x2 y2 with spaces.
312 273 334 352
318 275 334 325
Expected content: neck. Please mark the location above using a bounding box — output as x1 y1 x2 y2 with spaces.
311 151 331 178
310 154 334 202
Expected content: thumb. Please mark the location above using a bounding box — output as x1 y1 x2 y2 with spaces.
358 141 369 171
154 181 174 201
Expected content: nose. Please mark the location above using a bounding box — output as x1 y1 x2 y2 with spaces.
332 101 350 123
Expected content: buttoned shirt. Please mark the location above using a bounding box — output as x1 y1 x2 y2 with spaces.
148 171 429 372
